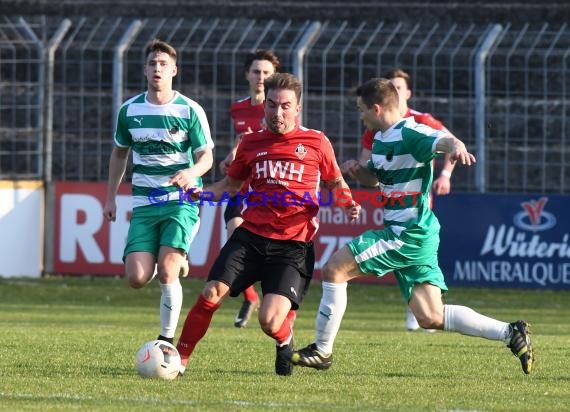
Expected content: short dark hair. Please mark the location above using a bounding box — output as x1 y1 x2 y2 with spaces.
264 73 302 103
244 49 281 73
356 78 399 110
144 39 177 62
383 68 411 89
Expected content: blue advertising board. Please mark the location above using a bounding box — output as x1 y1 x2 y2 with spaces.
434 193 570 290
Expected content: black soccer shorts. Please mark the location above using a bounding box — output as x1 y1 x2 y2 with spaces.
207 227 314 310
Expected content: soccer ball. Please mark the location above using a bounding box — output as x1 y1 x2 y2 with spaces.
135 340 181 380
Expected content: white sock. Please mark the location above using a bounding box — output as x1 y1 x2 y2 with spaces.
159 279 183 339
444 304 510 342
315 281 348 355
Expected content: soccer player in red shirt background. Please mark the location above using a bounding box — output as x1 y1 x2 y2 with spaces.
175 73 360 376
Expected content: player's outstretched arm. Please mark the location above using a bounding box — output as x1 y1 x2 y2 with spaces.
435 136 476 166
432 152 454 195
432 127 459 195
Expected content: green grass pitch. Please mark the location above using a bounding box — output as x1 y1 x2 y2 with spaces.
0 276 568 411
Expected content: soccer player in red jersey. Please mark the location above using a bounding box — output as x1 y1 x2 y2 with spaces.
175 73 360 376
218 50 297 329
342 68 460 332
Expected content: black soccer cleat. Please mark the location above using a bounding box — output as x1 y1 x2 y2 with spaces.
157 335 174 345
290 343 333 370
507 320 534 374
275 338 295 376
234 299 260 328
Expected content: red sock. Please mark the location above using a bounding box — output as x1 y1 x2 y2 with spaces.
243 285 259 302
286 309 296 322
176 294 220 360
266 316 291 346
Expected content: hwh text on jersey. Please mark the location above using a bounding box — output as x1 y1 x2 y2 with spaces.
255 160 305 182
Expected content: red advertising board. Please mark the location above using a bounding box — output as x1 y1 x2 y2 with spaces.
54 182 131 275
53 181 394 284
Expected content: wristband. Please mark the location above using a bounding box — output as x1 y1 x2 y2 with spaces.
440 169 452 178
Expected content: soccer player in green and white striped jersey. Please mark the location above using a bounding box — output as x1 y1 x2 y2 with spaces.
103 39 214 345
292 77 534 375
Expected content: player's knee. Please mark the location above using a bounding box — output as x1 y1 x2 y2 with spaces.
258 316 280 335
200 281 227 303
322 247 355 283
126 273 147 289
415 313 443 329
258 319 274 335
322 261 344 282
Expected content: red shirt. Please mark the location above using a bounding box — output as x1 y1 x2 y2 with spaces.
361 108 444 150
228 125 342 242
230 96 265 135
230 96 266 194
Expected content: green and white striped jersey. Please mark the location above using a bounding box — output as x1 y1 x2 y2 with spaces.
367 118 445 242
115 91 214 209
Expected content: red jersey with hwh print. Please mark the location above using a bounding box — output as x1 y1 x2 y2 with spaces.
227 125 342 242
361 108 444 150
230 96 265 135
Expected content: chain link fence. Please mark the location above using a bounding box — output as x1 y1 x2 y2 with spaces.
1 16 568 193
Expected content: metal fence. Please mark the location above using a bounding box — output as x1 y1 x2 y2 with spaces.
1 16 569 193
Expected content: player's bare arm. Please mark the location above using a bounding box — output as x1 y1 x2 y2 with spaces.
341 157 379 188
323 177 361 221
169 147 213 192
349 162 379 188
219 150 236 175
358 147 372 166
103 145 130 222
439 127 458 175
341 147 372 177
340 159 358 179
435 136 476 166
432 126 458 195
432 153 454 196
